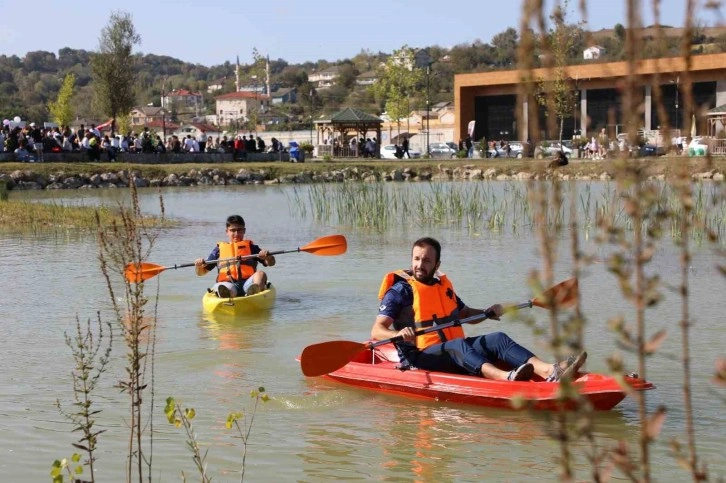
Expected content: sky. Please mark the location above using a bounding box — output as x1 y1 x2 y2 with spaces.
0 0 722 67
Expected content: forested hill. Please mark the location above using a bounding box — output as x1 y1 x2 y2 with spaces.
2 24 724 123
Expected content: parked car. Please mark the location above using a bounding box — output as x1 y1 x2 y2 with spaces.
537 141 573 159
428 142 457 158
488 141 530 158
380 144 421 160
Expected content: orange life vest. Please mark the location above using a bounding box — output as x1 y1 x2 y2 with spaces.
378 270 463 350
216 240 257 282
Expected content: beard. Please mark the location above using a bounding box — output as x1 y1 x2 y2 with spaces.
412 266 435 284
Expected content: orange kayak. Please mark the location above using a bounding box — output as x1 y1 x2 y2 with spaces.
318 345 654 411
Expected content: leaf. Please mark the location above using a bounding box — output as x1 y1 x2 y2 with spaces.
185 408 196 420
174 418 182 428
644 329 668 354
74 465 84 474
72 443 89 452
645 406 667 441
261 394 270 403
51 460 62 469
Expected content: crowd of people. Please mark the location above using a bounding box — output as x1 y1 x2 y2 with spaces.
1 121 288 162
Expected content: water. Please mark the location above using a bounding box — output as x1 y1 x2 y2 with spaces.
1 183 724 481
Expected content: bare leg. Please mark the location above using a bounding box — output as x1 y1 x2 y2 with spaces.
481 362 512 380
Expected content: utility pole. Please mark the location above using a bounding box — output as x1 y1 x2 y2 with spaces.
161 76 167 139
310 89 314 146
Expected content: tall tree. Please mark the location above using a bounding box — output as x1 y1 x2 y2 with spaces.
373 46 423 139
48 72 75 126
536 2 581 143
246 47 267 132
90 11 141 136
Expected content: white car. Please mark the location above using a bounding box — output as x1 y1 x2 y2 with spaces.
380 144 421 159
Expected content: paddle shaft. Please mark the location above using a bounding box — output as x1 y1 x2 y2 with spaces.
370 301 532 349
180 248 300 271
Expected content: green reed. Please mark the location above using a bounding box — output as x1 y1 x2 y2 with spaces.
290 181 725 242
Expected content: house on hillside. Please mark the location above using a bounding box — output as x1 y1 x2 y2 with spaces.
130 106 166 127
583 45 607 60
271 87 297 105
207 78 228 93
173 122 221 141
162 89 204 117
215 91 270 125
309 66 340 88
143 119 180 137
355 71 379 86
432 101 453 112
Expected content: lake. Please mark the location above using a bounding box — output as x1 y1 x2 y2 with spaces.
1 182 724 481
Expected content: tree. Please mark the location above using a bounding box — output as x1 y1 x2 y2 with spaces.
491 28 519 67
373 46 423 138
536 2 581 143
48 72 76 126
245 47 267 132
90 11 141 136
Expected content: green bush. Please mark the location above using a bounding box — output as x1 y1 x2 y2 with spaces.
300 142 314 154
322 154 332 162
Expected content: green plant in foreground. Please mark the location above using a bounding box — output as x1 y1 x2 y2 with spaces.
165 388 270 483
226 388 270 482
50 453 83 483
54 314 113 483
164 397 210 483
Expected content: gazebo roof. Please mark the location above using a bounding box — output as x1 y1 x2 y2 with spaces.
707 104 726 115
315 107 382 124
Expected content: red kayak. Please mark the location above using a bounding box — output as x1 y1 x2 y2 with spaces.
316 345 655 411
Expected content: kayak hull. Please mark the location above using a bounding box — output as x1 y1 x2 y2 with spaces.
320 345 654 411
202 284 276 316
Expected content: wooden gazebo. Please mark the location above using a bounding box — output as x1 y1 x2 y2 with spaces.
314 107 382 157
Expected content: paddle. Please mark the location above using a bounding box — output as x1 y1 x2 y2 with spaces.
124 234 347 283
300 278 578 377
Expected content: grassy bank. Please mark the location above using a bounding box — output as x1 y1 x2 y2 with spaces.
0 156 724 181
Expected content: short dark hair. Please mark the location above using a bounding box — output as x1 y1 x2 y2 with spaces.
412 237 441 262
226 215 245 227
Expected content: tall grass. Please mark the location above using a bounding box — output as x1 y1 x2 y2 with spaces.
289 181 726 242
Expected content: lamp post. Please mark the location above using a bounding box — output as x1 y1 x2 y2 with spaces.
414 49 433 156
675 75 680 132
310 89 314 146
425 63 430 156
161 76 167 140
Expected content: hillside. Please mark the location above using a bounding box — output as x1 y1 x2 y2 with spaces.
1 24 724 130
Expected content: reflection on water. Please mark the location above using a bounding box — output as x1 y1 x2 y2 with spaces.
2 184 725 481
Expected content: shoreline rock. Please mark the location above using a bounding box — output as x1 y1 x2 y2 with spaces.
0 164 723 191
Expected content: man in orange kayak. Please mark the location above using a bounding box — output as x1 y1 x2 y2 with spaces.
371 237 586 381
194 215 276 298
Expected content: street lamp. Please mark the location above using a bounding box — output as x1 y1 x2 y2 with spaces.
414 49 433 156
310 89 314 146
675 76 680 132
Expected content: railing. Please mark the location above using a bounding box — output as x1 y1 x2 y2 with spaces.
316 145 374 158
711 139 726 155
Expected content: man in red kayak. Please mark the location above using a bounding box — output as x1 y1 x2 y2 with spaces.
371 237 586 381
194 215 276 298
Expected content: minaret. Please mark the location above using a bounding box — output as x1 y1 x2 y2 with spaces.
266 55 271 95
235 55 240 92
